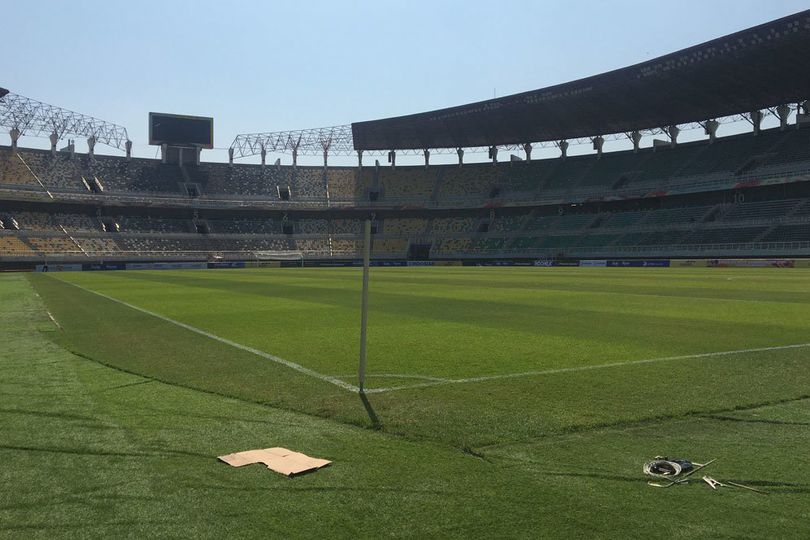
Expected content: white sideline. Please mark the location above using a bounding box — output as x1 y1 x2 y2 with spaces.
334 373 452 382
52 277 361 393
363 342 810 394
46 310 62 330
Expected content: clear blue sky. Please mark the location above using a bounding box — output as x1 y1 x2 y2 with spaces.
2 0 807 164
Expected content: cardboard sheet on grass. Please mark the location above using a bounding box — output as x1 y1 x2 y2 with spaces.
218 447 331 477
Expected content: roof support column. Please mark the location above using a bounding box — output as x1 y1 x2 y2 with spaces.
228 147 234 166
260 144 267 168
388 150 396 169
126 140 132 161
704 120 719 143
523 143 532 162
68 139 75 160
319 132 332 170
357 150 363 169
457 148 464 167
9 127 20 152
630 131 642 153
489 146 498 165
798 102 808 129
87 136 96 161
558 140 568 159
776 104 791 130
668 126 679 148
750 110 763 134
49 131 59 156
592 136 604 159
423 149 430 168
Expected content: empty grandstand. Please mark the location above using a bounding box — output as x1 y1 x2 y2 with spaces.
2 10 810 268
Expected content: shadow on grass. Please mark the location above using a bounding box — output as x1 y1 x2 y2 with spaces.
543 471 640 483
359 392 382 430
543 471 810 494
700 414 810 427
0 408 98 422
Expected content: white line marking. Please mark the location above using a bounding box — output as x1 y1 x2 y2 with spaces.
363 342 810 394
333 373 452 382
46 310 62 330
51 277 360 393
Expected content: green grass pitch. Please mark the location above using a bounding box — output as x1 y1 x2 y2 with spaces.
2 267 810 537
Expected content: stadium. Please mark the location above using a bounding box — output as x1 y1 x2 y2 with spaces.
2 6 810 538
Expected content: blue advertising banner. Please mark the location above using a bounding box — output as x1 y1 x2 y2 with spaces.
474 261 515 266
125 262 207 271
83 262 127 271
318 261 356 267
207 261 246 269
151 262 207 270
369 261 408 267
125 263 155 270
606 260 670 267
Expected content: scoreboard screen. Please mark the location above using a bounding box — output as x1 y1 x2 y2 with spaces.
149 112 213 149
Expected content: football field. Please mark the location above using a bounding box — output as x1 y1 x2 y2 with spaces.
3 267 810 537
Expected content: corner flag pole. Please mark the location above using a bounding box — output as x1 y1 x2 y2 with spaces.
358 219 371 392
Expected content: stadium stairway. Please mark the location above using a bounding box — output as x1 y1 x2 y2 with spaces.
430 168 446 203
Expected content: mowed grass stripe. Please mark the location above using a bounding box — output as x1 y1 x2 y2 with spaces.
263 266 810 304
47 268 809 379
126 266 810 307
52 267 810 379
30 268 810 451
68 268 810 334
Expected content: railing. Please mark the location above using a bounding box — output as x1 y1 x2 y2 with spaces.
4 240 810 264
436 240 810 259
0 249 374 263
3 165 810 212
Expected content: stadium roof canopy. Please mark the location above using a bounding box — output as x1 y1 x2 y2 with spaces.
0 91 129 150
351 10 810 152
